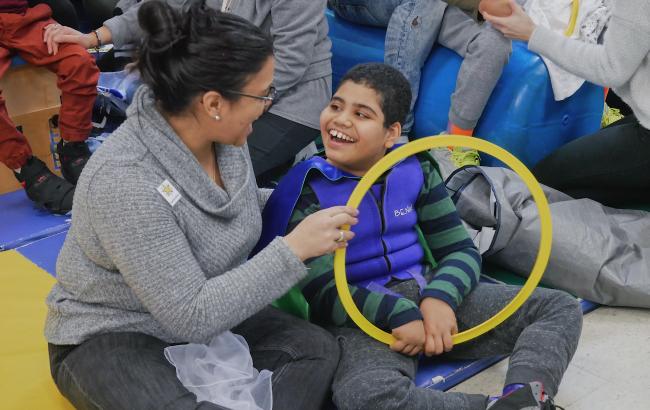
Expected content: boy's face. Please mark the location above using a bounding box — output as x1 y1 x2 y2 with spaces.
320 80 401 176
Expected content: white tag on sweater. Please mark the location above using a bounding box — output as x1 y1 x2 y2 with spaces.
157 180 181 207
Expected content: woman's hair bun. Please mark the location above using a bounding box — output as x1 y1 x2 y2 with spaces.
135 0 273 114
138 0 187 53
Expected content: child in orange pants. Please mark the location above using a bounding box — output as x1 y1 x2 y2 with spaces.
0 2 99 214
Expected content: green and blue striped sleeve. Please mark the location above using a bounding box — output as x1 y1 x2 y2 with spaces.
416 157 482 310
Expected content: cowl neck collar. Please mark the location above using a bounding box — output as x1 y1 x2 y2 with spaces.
127 86 253 217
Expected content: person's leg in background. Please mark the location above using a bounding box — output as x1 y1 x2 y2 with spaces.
82 0 119 29
95 47 133 71
328 0 446 137
8 4 99 186
606 89 633 116
384 0 447 137
532 114 650 206
437 7 510 135
28 0 80 29
433 5 511 166
247 112 321 187
233 307 341 410
328 0 505 168
0 10 75 214
0 48 33 173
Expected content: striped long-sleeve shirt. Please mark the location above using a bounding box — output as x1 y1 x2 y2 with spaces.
287 156 481 331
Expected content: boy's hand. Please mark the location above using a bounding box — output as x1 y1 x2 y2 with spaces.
390 320 425 356
420 297 458 356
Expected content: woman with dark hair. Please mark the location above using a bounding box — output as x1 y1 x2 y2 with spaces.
43 0 332 186
45 2 356 408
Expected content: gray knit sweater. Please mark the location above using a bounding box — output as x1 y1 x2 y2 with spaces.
104 0 332 129
44 87 307 345
529 0 650 129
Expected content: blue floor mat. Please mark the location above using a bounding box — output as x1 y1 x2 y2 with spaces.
16 230 67 276
0 190 71 251
416 355 506 390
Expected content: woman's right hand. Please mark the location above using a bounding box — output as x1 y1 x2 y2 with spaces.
283 206 359 261
43 24 96 55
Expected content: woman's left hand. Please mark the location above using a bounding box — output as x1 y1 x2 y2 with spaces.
482 0 537 41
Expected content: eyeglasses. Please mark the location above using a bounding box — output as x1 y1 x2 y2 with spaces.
226 86 277 112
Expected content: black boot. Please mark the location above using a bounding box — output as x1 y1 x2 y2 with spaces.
57 140 91 185
14 156 75 215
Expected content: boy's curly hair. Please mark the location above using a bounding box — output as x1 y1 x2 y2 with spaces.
339 63 412 128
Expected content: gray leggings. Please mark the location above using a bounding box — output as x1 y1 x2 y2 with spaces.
329 282 583 410
436 6 512 131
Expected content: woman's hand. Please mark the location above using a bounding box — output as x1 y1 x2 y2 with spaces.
283 206 359 261
390 320 426 356
43 23 96 55
420 297 458 356
482 0 537 41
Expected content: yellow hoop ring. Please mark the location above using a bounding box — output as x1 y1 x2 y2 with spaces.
334 135 553 345
564 0 580 37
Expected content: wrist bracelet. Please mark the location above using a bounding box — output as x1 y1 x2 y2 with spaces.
93 29 103 48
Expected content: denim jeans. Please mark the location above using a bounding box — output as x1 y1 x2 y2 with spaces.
49 307 340 410
328 0 512 133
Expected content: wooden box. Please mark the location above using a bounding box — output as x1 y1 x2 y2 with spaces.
0 63 62 194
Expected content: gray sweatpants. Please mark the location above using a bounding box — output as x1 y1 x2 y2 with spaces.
437 6 512 130
329 281 583 410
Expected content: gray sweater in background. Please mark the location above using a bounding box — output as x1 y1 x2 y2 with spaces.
104 0 332 129
529 0 650 129
44 87 307 345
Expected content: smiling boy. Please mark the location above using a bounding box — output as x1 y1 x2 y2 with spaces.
278 63 582 410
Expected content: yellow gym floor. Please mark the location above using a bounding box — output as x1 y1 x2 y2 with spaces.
0 250 73 409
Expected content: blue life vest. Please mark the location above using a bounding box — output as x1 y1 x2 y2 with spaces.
254 154 427 292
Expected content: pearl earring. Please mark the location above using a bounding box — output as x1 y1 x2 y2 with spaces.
214 114 221 121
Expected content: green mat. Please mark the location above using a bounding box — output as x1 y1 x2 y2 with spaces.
483 263 529 287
